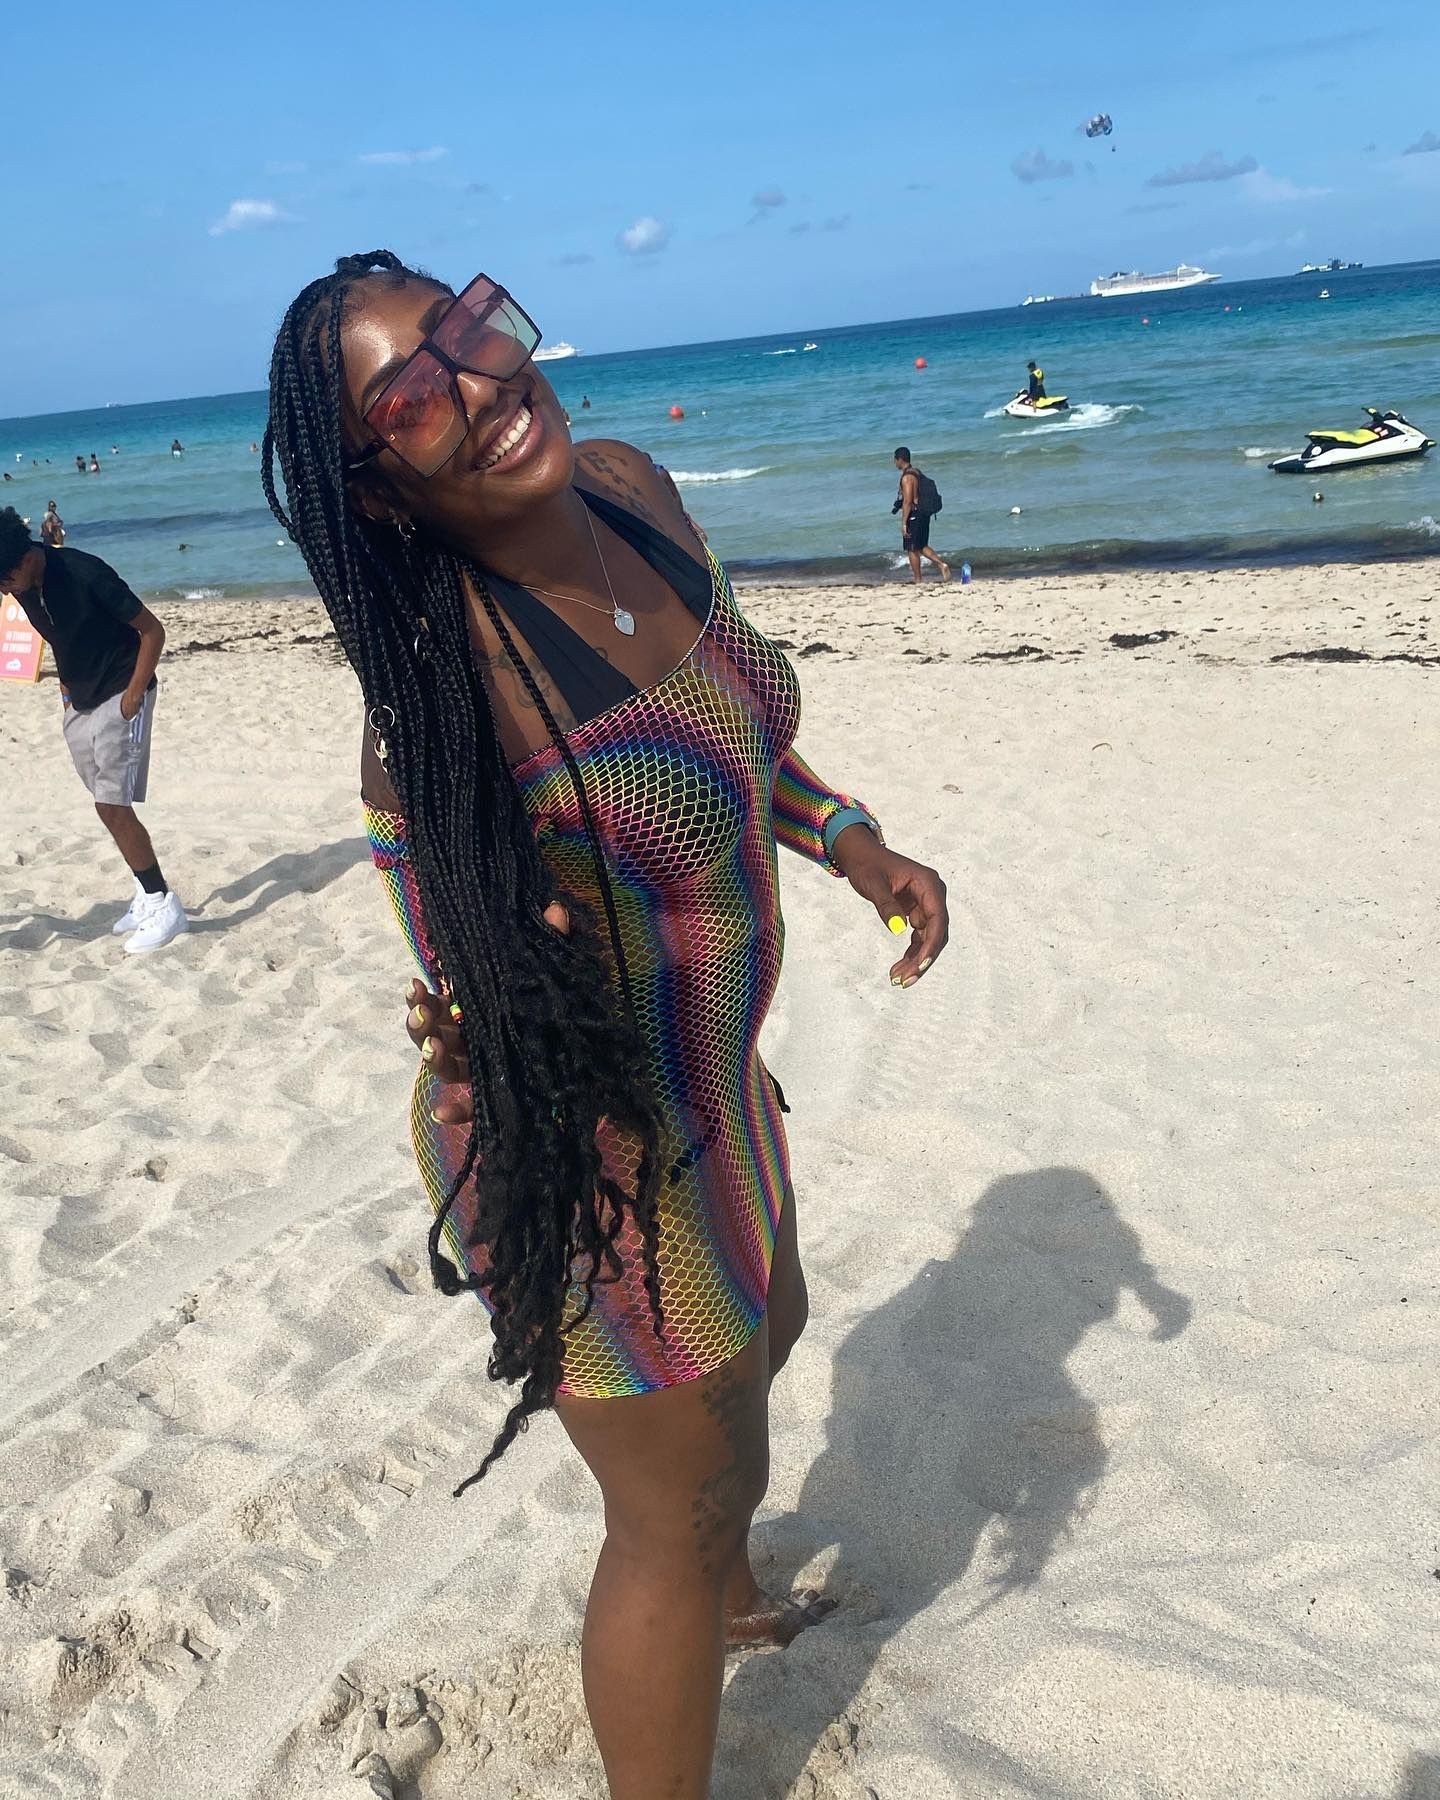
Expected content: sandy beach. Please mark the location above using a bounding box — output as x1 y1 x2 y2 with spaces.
2 558 1438 1799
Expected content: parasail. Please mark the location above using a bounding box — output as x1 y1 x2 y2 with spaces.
1083 113 1113 139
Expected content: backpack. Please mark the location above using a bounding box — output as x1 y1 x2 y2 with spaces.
912 468 943 515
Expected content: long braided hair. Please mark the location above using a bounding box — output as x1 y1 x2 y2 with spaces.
262 251 663 1488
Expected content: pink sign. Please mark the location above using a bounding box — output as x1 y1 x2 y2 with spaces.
1 597 44 683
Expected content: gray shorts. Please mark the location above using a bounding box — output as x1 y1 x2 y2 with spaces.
62 684 156 805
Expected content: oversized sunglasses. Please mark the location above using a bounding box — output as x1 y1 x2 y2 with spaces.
344 274 542 478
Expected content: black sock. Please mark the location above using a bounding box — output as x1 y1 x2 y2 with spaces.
135 862 166 896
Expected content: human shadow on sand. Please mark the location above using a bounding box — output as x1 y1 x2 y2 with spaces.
1397 1754 1440 1799
0 839 369 950
182 837 371 934
719 1165 1191 1798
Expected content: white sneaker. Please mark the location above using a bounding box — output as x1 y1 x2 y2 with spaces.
124 890 189 954
113 876 146 935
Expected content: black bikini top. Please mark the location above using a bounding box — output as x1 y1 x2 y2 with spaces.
482 488 712 729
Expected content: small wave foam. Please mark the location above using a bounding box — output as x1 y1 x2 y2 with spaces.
1242 447 1284 459
1034 403 1141 434
765 347 798 356
176 586 225 600
1410 515 1440 538
670 467 769 484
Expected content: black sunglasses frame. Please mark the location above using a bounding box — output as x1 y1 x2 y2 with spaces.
343 279 542 479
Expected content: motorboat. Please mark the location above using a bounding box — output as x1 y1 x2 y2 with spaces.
1269 409 1434 473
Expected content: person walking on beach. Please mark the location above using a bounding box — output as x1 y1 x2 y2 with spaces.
264 251 948 1800
892 447 951 584
40 500 65 547
0 507 187 953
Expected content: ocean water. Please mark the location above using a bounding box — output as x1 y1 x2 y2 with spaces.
2 259 1437 600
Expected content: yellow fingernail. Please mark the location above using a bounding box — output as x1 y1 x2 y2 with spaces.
421 1037 437 1061
918 957 933 974
887 915 907 935
408 1006 426 1030
901 976 918 990
891 975 902 988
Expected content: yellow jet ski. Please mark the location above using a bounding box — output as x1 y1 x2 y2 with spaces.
1270 408 1434 473
1004 392 1071 420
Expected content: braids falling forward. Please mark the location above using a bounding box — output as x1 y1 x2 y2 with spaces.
262 251 663 1489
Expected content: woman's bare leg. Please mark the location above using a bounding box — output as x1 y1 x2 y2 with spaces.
721 1189 832 1647
557 1325 770 1799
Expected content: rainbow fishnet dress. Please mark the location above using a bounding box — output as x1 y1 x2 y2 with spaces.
365 542 872 1398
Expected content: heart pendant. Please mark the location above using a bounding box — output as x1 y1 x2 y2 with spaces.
613 608 636 636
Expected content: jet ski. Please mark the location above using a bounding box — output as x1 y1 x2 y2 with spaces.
1004 392 1071 420
1269 408 1434 473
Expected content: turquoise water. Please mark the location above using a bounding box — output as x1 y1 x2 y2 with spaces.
2 259 1437 599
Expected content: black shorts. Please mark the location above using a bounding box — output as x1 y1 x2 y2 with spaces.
903 512 931 552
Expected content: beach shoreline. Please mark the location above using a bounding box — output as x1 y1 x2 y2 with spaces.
143 555 1440 671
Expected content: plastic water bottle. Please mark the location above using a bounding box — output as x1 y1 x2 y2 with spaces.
960 562 972 585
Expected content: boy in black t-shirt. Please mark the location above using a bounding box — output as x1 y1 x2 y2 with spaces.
0 506 187 953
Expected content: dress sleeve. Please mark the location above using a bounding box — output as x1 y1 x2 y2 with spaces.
771 748 883 876
364 804 476 1261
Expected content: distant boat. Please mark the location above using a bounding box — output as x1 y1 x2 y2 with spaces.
1090 264 1221 298
534 341 580 362
1020 292 1084 306
1299 258 1362 274
802 342 819 351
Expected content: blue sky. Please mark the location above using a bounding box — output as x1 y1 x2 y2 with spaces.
3 0 1438 414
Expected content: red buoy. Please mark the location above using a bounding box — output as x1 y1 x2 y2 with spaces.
914 357 928 369
669 404 685 419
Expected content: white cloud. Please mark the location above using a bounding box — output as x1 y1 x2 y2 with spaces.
748 187 786 223
1148 150 1258 187
208 198 294 236
1203 229 1306 261
1238 167 1331 203
359 146 448 165
1404 129 1440 155
264 159 307 176
618 216 671 255
1011 147 1074 184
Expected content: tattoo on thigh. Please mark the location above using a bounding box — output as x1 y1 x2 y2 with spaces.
689 1362 761 1576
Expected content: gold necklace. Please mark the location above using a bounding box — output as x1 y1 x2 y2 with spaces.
525 512 636 636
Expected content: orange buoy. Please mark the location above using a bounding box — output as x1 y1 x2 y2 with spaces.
914 356 928 369
669 404 685 419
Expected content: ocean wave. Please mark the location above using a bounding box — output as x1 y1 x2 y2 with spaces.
1410 515 1440 537
669 467 769 483
1242 447 1284 459
765 348 798 356
175 586 225 600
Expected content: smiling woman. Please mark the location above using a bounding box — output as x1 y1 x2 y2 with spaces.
262 249 947 1800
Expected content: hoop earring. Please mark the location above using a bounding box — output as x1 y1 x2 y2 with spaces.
393 516 416 546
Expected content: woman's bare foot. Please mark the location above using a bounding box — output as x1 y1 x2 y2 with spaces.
725 1586 836 1650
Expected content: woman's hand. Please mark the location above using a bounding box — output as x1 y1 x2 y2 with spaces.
403 902 571 1124
404 978 473 1123
831 826 948 988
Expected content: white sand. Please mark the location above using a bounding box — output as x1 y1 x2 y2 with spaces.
1 561 1438 1799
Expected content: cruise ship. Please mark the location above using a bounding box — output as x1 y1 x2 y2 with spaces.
1090 265 1221 298
534 340 581 362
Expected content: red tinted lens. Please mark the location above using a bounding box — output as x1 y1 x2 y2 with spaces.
368 353 461 471
435 276 540 376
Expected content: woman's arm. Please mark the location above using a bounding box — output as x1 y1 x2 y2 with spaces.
773 746 882 874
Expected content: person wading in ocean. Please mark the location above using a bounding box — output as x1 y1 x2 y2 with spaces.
891 447 951 584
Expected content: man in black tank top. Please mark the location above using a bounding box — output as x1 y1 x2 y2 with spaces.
891 447 952 585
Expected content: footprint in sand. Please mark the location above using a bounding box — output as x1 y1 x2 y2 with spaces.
347 1687 444 1794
